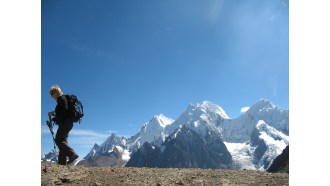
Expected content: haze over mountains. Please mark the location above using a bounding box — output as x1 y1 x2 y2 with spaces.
42 99 289 171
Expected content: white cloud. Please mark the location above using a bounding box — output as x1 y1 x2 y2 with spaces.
106 130 118 134
70 136 106 148
272 84 278 97
266 72 278 97
70 129 109 138
42 125 132 154
42 125 111 147
42 125 109 137
63 40 113 60
241 107 250 113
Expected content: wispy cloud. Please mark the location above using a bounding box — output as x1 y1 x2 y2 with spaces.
41 125 51 134
272 83 278 97
70 135 108 148
42 125 135 156
270 0 288 21
128 123 137 127
42 125 111 147
70 129 110 138
61 39 113 60
267 74 278 97
106 130 118 134
208 0 225 24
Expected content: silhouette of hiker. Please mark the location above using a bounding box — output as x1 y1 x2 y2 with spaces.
48 85 79 165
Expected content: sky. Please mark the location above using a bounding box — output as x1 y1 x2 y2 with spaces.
3 0 330 185
41 0 289 158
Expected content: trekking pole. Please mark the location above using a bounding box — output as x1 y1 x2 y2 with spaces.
46 115 58 163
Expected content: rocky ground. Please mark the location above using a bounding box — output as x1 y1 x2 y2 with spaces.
41 162 289 186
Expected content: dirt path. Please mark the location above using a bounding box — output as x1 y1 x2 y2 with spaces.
41 162 288 185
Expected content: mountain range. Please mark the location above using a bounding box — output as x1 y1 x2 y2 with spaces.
42 99 289 171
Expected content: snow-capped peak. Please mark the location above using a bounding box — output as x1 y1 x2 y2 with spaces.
254 120 289 170
197 100 230 119
92 143 100 149
239 99 288 136
247 99 276 114
256 120 289 144
126 114 174 150
83 143 101 160
79 98 288 171
151 114 174 127
97 133 121 155
165 101 228 138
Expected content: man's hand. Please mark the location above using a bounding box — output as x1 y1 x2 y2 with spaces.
46 121 51 127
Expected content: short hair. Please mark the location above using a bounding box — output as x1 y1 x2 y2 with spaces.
50 85 63 96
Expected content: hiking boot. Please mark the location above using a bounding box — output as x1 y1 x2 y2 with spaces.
67 154 79 165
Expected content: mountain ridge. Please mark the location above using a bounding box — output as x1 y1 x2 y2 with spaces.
42 99 289 171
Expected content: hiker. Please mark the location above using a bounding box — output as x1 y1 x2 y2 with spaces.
48 85 79 165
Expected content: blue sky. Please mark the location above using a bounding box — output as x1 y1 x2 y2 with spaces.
41 0 289 157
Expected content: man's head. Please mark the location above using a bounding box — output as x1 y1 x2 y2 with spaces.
50 85 63 100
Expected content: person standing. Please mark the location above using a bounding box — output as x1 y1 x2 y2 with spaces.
48 85 79 165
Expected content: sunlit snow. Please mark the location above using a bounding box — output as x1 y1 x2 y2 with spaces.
224 142 256 170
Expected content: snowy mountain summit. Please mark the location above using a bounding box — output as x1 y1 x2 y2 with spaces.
65 99 289 171
166 100 230 138
126 114 174 152
152 114 174 127
197 100 230 119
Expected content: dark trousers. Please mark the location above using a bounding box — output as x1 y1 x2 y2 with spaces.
55 119 77 165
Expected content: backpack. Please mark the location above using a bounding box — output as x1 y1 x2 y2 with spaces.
65 94 84 123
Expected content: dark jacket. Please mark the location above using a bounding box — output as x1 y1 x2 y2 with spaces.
54 95 70 124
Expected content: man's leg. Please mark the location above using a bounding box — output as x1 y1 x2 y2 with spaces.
55 120 78 164
57 147 67 165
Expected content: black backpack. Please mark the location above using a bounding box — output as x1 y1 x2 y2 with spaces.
65 94 84 123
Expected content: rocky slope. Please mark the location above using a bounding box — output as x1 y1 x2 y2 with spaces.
41 162 289 186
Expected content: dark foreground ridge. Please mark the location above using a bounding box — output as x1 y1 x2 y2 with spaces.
267 145 289 173
41 162 288 186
